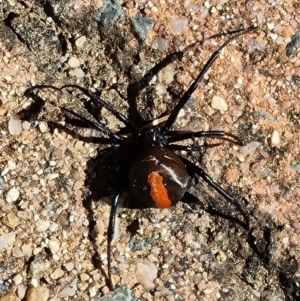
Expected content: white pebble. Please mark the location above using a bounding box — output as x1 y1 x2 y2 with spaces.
80 272 90 281
211 95 228 112
30 278 39 288
241 141 260 156
47 173 59 180
4 75 13 82
68 57 80 68
151 37 169 52
48 239 60 254
75 36 86 48
7 160 16 170
22 120 31 130
35 220 50 232
89 285 97 298
136 259 158 290
64 262 74 271
155 84 166 96
69 68 85 79
170 16 189 35
50 268 64 280
2 167 9 176
0 232 16 251
38 122 49 133
8 114 22 135
6 187 20 203
270 130 280 146
158 65 175 85
13 274 23 285
269 33 278 41
59 278 78 297
17 285 26 299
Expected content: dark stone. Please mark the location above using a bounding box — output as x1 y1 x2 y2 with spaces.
96 0 124 30
97 285 140 301
131 13 154 44
286 29 300 57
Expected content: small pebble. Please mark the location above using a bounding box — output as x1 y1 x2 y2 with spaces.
68 57 80 68
0 176 6 190
22 121 31 130
204 286 215 294
1 168 9 176
96 0 124 29
0 292 20 301
131 13 154 43
241 141 260 156
270 130 280 146
75 36 86 48
24 286 50 301
0 232 16 251
2 212 21 228
158 66 175 85
38 122 49 133
17 285 26 299
286 29 300 56
218 250 227 261
48 239 60 254
4 75 12 82
89 285 97 298
136 259 158 290
13 274 23 285
170 16 189 35
8 114 22 135
29 278 39 288
6 187 20 203
69 68 85 78
80 273 90 282
64 262 74 272
7 160 16 170
50 268 64 280
151 37 169 52
59 278 77 297
12 247 23 258
29 256 44 279
35 220 50 232
211 95 228 112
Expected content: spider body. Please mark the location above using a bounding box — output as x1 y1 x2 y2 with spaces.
129 145 189 208
28 26 257 291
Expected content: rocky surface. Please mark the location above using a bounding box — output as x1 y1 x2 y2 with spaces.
0 0 300 300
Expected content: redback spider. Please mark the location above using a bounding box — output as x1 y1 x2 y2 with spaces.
28 25 257 290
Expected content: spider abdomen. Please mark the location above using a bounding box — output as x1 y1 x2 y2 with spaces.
128 147 189 208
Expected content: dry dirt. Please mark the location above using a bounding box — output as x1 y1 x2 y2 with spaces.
0 0 300 300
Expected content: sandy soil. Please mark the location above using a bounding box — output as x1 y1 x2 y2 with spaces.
0 0 299 300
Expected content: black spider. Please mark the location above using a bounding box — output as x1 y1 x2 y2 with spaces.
28 26 257 290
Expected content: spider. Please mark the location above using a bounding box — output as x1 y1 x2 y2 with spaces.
28 25 257 290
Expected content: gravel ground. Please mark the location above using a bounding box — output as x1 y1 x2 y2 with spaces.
0 0 300 300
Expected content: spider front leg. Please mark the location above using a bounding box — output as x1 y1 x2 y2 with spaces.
181 157 249 229
107 193 121 290
162 26 258 132
166 130 243 146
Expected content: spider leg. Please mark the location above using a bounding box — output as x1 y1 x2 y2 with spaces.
162 26 258 132
168 142 222 152
27 85 134 143
127 52 184 128
181 157 249 227
61 107 132 143
107 193 121 290
47 120 114 145
167 130 243 145
60 84 140 134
